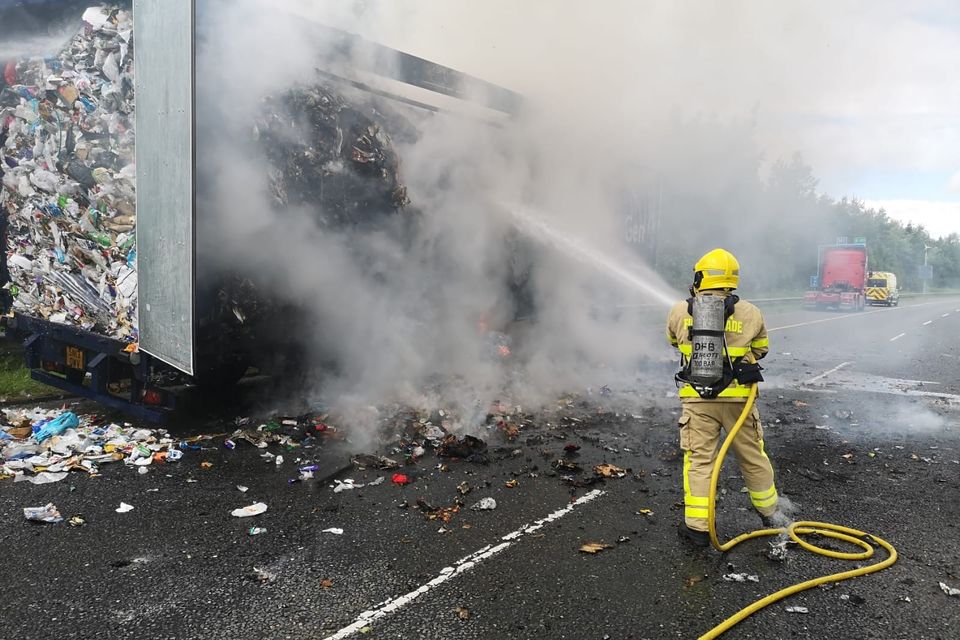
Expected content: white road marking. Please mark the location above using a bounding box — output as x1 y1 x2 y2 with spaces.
322 489 605 640
923 320 933 326
942 313 950 317
768 300 949 332
890 333 906 342
804 361 852 385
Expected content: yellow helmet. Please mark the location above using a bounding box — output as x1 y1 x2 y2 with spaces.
693 248 740 291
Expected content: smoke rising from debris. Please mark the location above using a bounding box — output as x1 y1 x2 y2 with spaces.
194 0 686 421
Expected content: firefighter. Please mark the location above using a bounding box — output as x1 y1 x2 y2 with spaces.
666 248 781 546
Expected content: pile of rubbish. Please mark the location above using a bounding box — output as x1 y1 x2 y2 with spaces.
0 406 179 483
0 4 413 346
256 84 411 227
0 6 137 340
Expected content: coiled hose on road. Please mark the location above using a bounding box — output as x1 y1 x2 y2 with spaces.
699 384 898 640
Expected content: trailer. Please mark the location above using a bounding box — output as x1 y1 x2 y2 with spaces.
1 0 521 421
803 243 868 311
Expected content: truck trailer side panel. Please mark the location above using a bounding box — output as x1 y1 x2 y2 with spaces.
134 0 196 375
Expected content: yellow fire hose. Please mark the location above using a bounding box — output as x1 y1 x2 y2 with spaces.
699 384 898 640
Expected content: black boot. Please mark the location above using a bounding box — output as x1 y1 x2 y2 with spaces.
679 523 710 547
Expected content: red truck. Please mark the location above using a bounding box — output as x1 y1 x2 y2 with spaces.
803 244 867 311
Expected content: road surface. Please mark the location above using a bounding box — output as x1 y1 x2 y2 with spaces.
1 296 958 640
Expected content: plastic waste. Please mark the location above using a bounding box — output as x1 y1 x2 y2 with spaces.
24 503 63 523
116 502 134 513
471 497 497 511
322 528 344 535
231 502 268 518
14 471 68 484
33 412 80 442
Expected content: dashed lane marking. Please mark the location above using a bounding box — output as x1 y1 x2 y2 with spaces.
803 361 852 385
890 333 906 342
321 489 606 640
923 320 933 325
942 313 950 317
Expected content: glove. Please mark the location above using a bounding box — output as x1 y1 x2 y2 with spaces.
735 361 764 384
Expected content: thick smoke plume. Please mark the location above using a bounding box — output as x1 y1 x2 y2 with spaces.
194 0 683 424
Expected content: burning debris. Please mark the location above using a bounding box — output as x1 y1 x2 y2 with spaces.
256 84 411 225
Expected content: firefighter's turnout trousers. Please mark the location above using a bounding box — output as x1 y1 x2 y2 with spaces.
679 401 778 531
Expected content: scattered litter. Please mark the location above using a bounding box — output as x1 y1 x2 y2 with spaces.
322 528 344 535
437 435 489 463
248 527 267 536
471 497 497 511
115 502 134 513
333 477 384 492
455 606 470 620
320 578 334 589
391 473 411 485
555 458 582 472
237 485 249 493
250 567 276 584
14 471 68 484
68 515 86 527
594 463 627 478
200 461 213 469
579 542 614 554
23 503 63 523
457 481 471 495
616 535 630 544
723 573 760 583
839 594 866 605
637 508 654 516
417 498 460 522
351 454 400 470
505 479 519 488
231 502 267 518
785 606 809 614
940 582 960 597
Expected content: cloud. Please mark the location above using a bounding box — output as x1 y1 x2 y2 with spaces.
947 170 960 194
864 200 960 238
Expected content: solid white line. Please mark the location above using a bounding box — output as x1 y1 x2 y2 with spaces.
322 489 605 640
890 333 906 342
923 320 933 326
804 361 852 385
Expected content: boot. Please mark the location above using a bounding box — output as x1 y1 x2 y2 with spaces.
679 522 710 547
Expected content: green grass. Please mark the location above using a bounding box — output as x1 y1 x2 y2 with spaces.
0 352 59 401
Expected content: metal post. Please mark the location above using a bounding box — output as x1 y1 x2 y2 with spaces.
923 246 930 294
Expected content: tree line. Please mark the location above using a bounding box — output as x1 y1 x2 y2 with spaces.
646 144 958 295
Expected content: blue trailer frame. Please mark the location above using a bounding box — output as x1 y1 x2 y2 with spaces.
8 313 176 422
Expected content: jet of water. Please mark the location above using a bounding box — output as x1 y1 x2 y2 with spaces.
504 204 678 308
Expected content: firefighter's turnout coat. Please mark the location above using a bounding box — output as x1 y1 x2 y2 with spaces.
665 293 779 531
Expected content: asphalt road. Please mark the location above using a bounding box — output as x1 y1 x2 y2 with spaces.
2 296 959 640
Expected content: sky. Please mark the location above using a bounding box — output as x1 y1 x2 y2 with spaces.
302 0 960 239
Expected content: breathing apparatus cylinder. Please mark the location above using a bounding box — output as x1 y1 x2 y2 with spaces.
688 295 726 386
